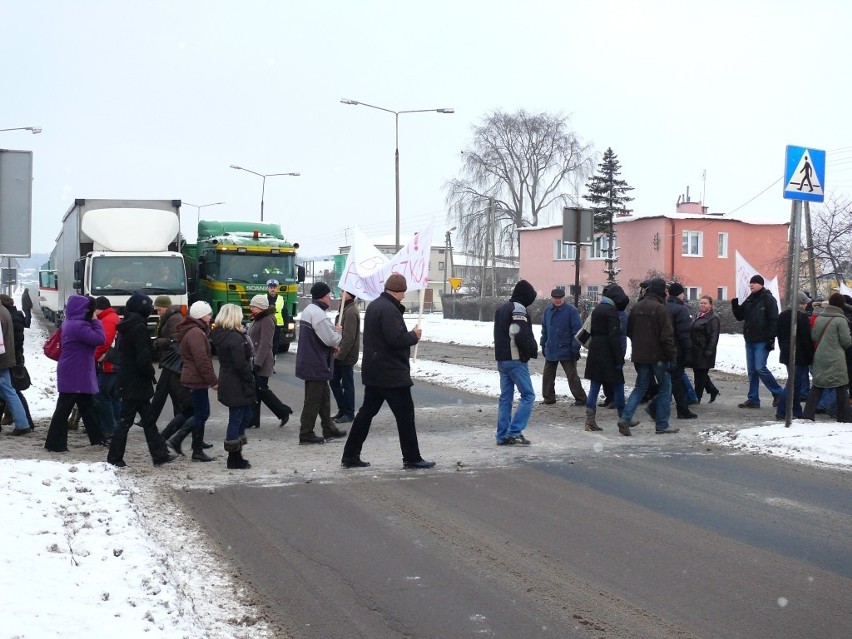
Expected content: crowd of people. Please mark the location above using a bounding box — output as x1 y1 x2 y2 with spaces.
2 271 851 469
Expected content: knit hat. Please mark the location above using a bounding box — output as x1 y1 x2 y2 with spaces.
311 282 332 299
829 292 845 308
668 282 685 297
384 273 407 293
189 300 213 319
94 296 111 310
126 291 153 316
750 274 765 286
797 291 811 305
0 294 12 307
249 295 269 310
550 287 566 298
646 277 667 299
511 279 537 307
154 295 172 309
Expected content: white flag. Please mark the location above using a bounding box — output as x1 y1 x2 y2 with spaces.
734 250 781 302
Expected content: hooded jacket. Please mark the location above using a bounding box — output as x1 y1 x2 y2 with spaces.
177 315 217 389
94 306 120 373
56 295 104 394
584 285 629 384
115 310 156 400
494 280 538 363
666 295 693 363
811 305 852 388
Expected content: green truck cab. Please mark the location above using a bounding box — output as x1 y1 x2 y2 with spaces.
183 220 305 351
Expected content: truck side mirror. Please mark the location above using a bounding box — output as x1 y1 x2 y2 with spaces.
297 265 305 283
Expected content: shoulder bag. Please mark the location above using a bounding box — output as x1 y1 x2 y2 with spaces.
43 328 62 361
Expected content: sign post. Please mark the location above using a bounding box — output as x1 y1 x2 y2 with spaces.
562 207 594 307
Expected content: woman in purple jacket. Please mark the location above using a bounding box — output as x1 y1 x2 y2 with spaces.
44 295 108 452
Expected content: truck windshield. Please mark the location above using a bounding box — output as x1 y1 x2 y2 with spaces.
91 255 187 295
211 253 295 283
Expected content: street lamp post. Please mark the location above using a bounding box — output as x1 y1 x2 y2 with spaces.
443 226 457 296
230 165 300 222
0 127 42 134
340 98 454 252
184 201 226 226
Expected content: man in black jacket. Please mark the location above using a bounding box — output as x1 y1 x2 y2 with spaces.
731 274 784 409
341 274 435 469
493 280 538 445
665 283 697 419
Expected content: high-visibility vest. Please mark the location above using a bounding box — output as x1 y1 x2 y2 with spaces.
268 294 285 326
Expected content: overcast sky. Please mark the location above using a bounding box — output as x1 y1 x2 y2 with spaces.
3 0 851 258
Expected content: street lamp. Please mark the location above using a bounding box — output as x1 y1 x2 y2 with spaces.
340 98 454 251
230 165 300 222
443 226 457 295
184 201 226 226
0 127 42 134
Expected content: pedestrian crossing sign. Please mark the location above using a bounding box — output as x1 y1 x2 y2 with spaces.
783 145 825 202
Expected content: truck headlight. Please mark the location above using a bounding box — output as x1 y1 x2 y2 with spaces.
287 321 295 331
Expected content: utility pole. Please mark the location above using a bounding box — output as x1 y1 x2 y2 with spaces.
803 201 818 297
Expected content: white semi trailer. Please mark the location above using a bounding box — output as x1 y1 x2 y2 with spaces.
46 198 188 326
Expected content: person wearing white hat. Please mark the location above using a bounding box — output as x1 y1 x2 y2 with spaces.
247 295 293 428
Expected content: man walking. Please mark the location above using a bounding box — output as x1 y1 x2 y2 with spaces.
665 282 697 420
341 273 435 469
775 291 814 419
732 274 784 409
295 282 346 444
493 280 538 445
540 287 586 406
330 289 360 424
618 278 679 434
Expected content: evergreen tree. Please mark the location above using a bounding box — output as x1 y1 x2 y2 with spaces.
584 148 634 284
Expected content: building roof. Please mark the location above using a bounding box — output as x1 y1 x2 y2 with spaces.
518 212 789 233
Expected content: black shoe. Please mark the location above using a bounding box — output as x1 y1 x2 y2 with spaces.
299 434 326 445
709 390 719 403
324 429 347 441
226 452 251 469
11 428 31 436
655 427 680 434
403 459 436 469
168 436 185 456
279 408 292 428
109 459 127 467
191 450 215 462
677 410 698 419
154 453 180 466
92 439 110 447
513 434 531 445
201 441 213 449
497 436 517 446
572 399 586 407
541 399 556 405
333 414 353 424
738 401 760 409
341 457 370 468
45 446 69 452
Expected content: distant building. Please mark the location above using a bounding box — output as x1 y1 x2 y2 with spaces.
519 198 789 302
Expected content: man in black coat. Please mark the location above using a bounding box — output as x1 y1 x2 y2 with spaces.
775 291 814 419
665 283 697 419
107 292 177 467
341 274 434 470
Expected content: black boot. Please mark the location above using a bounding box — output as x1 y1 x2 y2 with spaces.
192 449 215 462
226 451 250 469
168 425 191 456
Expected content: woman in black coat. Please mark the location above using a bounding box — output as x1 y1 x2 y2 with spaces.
210 304 256 469
690 295 721 403
584 285 629 434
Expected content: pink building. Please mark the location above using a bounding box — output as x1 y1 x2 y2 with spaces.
519 201 789 301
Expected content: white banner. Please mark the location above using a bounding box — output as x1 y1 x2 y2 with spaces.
734 250 781 303
338 223 434 301
839 282 852 298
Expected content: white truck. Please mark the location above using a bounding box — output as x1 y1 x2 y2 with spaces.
48 198 188 326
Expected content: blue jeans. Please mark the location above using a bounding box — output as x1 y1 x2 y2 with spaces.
0 368 28 429
225 405 253 441
330 362 355 417
95 370 121 435
745 341 784 405
189 388 210 427
682 372 698 404
775 367 809 419
622 362 672 430
496 360 535 442
586 380 624 411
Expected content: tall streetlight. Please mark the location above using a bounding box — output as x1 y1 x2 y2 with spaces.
230 165 300 222
184 201 226 226
0 127 42 134
340 98 454 251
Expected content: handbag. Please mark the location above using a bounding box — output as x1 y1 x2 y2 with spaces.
575 314 592 348
43 328 62 361
159 341 183 374
11 364 31 391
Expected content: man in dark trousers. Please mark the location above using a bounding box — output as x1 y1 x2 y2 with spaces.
775 291 814 419
341 273 435 469
732 274 784 409
664 282 697 420
540 287 586 406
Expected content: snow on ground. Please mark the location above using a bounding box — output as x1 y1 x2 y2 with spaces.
1 293 849 637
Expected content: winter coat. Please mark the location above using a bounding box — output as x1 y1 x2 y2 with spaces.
690 310 720 370
152 306 184 362
21 289 33 312
494 280 538 363
177 315 218 389
248 308 276 377
0 304 17 370
777 309 814 367
540 301 582 362
584 291 627 384
115 311 156 401
361 292 419 388
56 295 104 394
334 298 361 366
0 301 26 366
210 327 256 407
810 305 852 388
732 287 779 347
626 293 677 364
666 296 693 364
93 306 120 373
296 299 342 381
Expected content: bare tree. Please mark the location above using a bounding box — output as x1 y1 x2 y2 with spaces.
809 195 852 291
446 110 594 256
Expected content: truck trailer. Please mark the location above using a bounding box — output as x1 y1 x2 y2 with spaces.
182 220 303 350
47 198 188 326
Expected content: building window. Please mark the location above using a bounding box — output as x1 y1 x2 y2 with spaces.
589 234 617 260
682 230 703 256
438 261 445 271
717 286 727 301
568 284 580 299
553 240 576 261
587 285 600 301
717 232 728 258
686 286 700 301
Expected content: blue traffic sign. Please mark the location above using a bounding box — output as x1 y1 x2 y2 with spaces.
783 145 825 202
